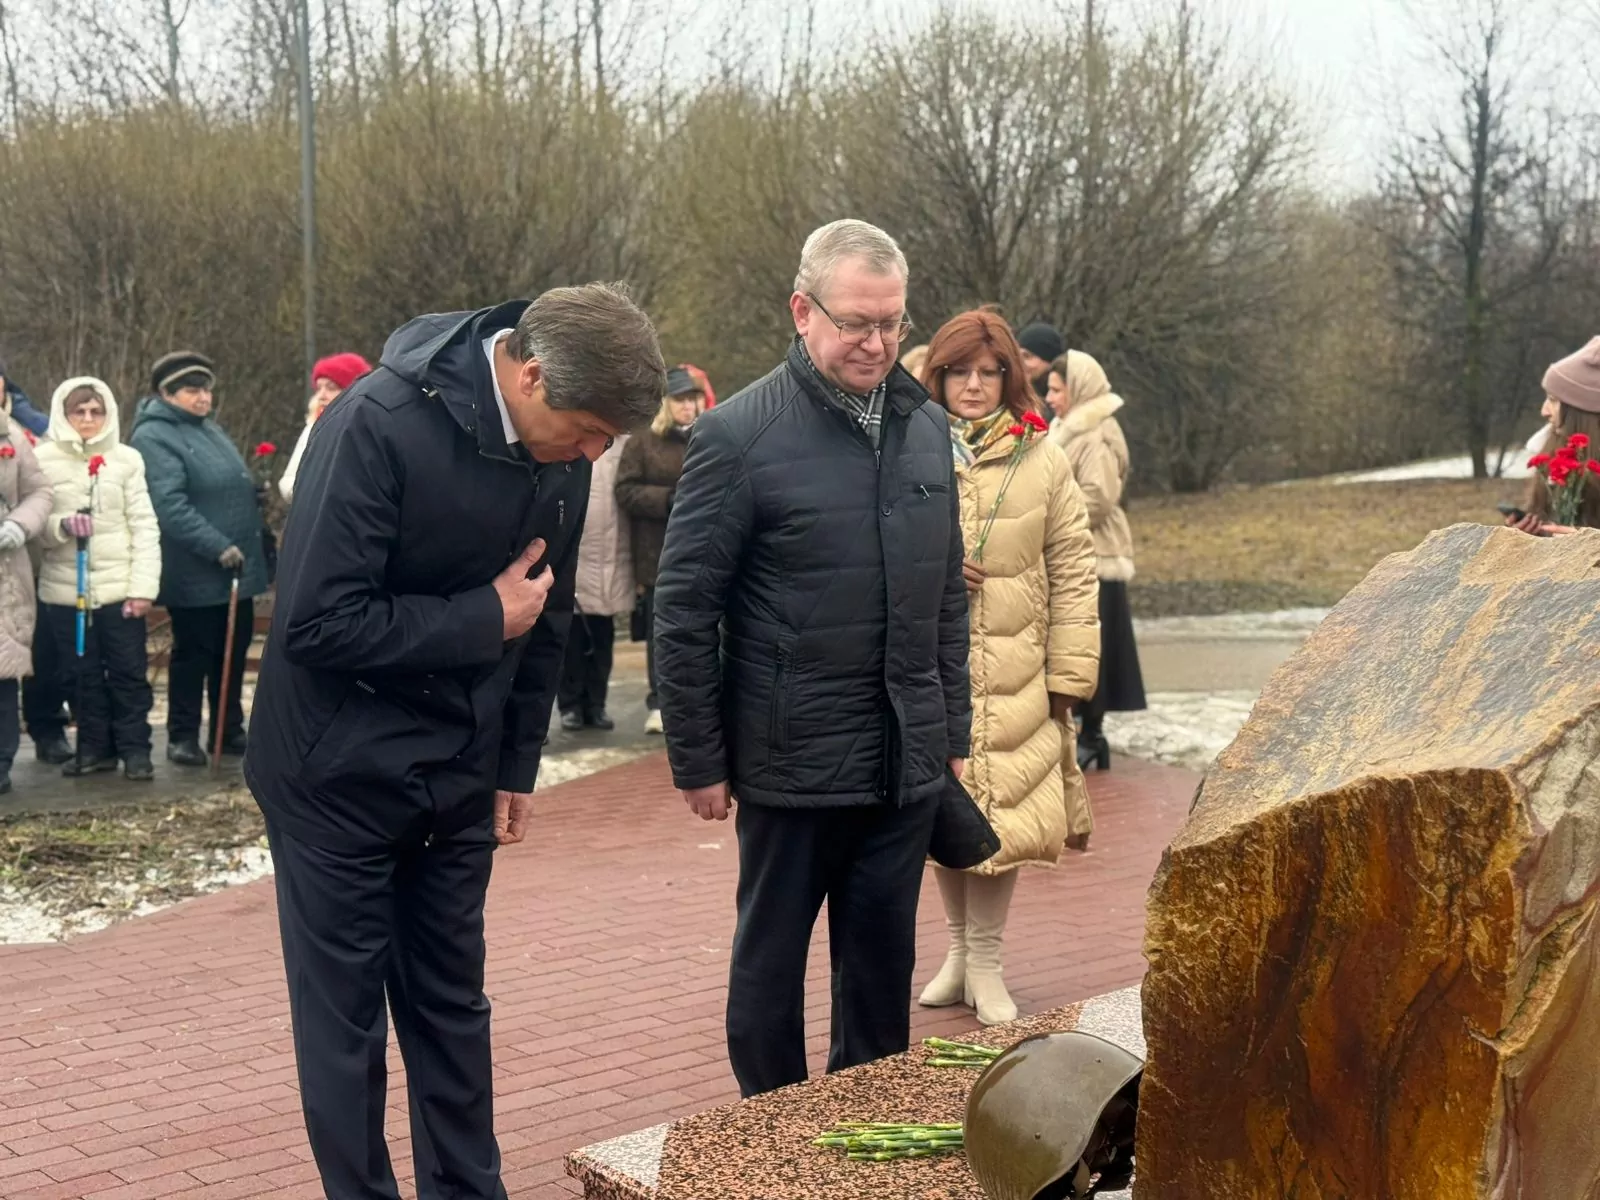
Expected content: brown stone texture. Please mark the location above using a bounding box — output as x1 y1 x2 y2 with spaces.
1138 524 1600 1200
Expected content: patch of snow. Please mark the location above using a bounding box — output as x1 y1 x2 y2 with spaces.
1134 608 1331 642
1320 452 1531 485
1104 690 1260 773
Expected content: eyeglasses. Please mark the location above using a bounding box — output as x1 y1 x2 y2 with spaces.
807 294 913 345
946 366 1005 385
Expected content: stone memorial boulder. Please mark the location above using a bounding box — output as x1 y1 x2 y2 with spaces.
1138 524 1600 1199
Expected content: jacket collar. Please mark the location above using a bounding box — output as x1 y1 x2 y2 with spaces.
1058 393 1124 439
785 339 930 421
380 300 532 465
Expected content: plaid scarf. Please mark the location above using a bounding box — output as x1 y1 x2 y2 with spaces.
947 407 1014 469
795 339 886 448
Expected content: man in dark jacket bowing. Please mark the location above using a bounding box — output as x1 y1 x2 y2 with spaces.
654 219 972 1099
245 284 664 1200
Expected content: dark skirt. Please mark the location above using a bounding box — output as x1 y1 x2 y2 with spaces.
1083 579 1146 727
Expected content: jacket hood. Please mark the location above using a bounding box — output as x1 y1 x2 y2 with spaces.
48 376 121 452
1056 392 1125 440
380 300 531 463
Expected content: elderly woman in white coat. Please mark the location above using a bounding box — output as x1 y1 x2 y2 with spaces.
34 378 161 781
0 409 54 795
558 436 635 731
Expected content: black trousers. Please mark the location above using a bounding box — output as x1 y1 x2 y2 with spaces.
41 603 153 757
167 600 253 744
642 586 660 710
0 679 18 771
266 817 507 1200
24 600 71 743
557 614 615 718
726 796 938 1098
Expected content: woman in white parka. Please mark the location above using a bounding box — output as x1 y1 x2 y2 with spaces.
34 378 161 781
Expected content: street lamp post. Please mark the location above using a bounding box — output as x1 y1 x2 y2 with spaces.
295 0 317 385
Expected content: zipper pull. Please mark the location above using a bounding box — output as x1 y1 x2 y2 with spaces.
875 450 881 471
919 484 930 499
558 499 566 527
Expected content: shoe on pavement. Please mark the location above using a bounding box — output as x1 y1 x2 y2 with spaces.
63 755 120 777
124 753 156 782
559 710 584 733
644 708 663 735
0 770 11 795
35 737 73 765
588 710 616 731
167 740 208 768
220 732 249 757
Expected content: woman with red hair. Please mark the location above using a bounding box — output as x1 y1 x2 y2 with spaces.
915 309 1100 1025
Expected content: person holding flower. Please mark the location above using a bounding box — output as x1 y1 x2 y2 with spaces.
916 308 1099 1026
128 351 267 767
35 379 161 781
279 352 372 504
1511 337 1600 535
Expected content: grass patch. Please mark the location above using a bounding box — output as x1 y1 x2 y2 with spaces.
0 789 267 936
1127 478 1511 617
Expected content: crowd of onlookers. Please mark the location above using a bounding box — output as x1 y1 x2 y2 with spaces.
0 349 370 796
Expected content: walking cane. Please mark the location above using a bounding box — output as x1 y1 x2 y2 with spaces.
211 567 242 777
73 509 91 775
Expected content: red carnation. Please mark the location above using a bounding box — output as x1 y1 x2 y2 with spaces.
254 441 278 458
1007 423 1026 438
1529 453 1553 468
1022 411 1049 432
0 445 15 459
1549 462 1572 487
23 430 35 446
1588 459 1600 476
88 454 106 477
1569 433 1591 451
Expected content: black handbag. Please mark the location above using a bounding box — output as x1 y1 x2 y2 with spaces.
929 767 1001 870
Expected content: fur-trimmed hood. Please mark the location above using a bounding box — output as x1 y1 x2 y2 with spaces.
1051 392 1125 445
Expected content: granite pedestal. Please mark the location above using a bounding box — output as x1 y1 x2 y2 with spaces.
565 985 1144 1199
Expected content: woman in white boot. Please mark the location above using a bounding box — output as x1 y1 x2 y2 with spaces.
916 309 1100 1025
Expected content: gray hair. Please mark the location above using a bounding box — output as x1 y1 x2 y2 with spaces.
793 219 909 298
508 282 666 431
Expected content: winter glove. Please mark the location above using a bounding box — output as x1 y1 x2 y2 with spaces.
61 512 94 539
0 521 25 553
218 545 246 570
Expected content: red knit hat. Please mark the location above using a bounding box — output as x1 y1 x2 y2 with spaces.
311 352 373 393
1543 337 1600 415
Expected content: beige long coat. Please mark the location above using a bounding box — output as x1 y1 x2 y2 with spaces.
0 419 54 679
1048 352 1135 581
573 436 635 617
959 426 1100 873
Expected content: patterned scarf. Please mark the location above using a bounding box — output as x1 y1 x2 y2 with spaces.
946 407 1014 468
795 338 886 448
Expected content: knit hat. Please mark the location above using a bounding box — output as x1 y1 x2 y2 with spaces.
665 366 702 398
1543 337 1600 414
311 352 373 393
1016 323 1065 363
151 350 215 396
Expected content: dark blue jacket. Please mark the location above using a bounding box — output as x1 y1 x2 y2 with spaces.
4 383 49 437
244 301 588 852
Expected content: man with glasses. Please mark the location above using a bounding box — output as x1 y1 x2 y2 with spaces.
654 219 972 1097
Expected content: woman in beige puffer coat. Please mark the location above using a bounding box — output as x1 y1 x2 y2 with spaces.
34 378 161 779
917 310 1100 1026
558 436 635 731
0 412 55 793
1047 351 1147 782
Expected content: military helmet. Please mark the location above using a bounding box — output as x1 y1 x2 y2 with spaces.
964 1030 1142 1199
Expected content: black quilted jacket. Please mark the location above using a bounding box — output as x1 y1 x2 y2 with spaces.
653 340 972 809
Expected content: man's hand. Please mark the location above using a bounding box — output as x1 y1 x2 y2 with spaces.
493 789 533 845
1049 693 1078 725
1512 511 1544 534
683 781 731 821
218 544 245 570
122 598 152 620
494 538 556 640
949 757 967 782
962 558 987 593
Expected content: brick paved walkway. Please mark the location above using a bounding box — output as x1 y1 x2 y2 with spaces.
0 753 1197 1200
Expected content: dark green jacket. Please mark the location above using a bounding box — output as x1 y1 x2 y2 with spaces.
128 397 268 607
